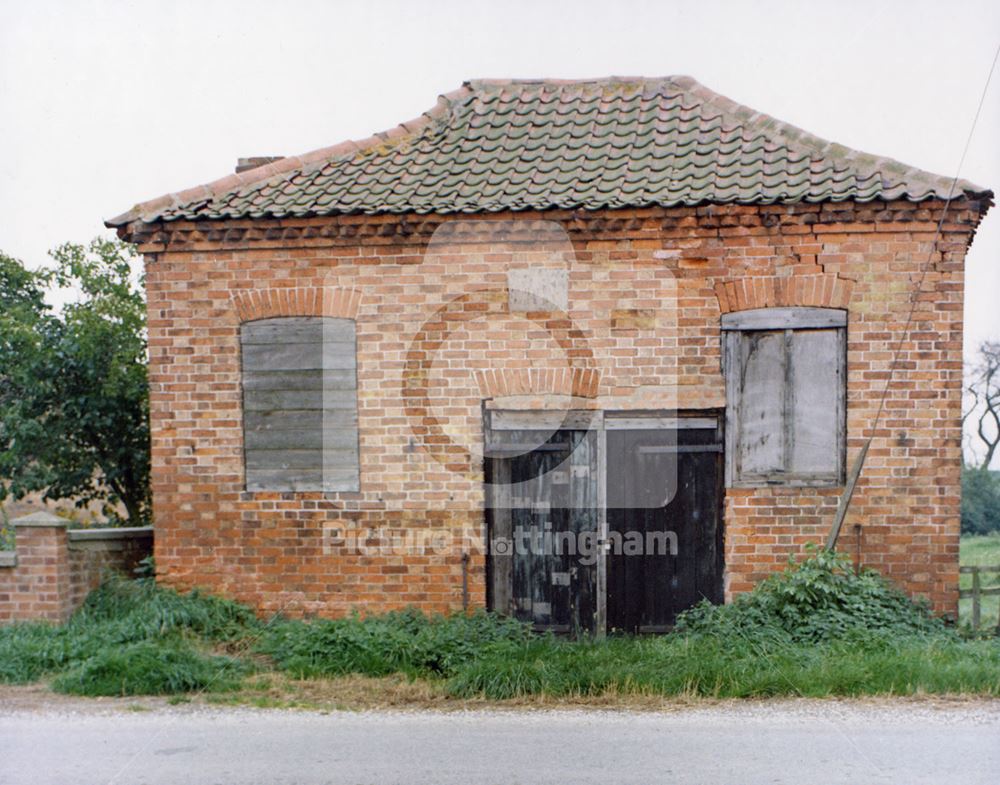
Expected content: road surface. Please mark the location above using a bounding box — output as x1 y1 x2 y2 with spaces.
1 700 998 784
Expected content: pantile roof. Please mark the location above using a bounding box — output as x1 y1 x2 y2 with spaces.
107 76 990 230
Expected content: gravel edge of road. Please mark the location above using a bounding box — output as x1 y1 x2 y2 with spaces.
2 685 999 725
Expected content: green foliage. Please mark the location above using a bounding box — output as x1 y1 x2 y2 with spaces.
256 553 999 700
448 552 996 700
447 632 1000 700
448 552 993 699
0 251 47 316
0 622 81 683
133 553 155 579
74 575 261 643
962 467 1000 535
0 575 259 689
3 560 998 701
257 607 532 679
51 641 246 697
446 639 553 698
0 507 13 550
0 239 150 524
674 546 945 643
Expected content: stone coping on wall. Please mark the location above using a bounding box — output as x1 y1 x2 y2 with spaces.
66 527 154 542
0 513 154 563
0 513 155 623
7 511 69 528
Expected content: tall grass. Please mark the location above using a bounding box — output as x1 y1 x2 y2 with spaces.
256 607 532 679
51 641 246 696
257 549 1000 700
445 633 1000 699
2 552 998 700
0 576 255 694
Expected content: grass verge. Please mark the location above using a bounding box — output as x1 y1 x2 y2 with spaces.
51 640 246 697
0 576 256 694
1 549 997 702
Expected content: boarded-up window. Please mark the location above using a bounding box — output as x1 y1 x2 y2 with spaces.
240 316 359 492
722 307 846 487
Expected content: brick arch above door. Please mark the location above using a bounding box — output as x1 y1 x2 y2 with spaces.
714 273 854 314
230 286 363 322
474 367 601 399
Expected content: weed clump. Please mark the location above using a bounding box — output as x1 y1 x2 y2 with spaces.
257 607 533 679
675 547 947 644
51 641 247 696
2 553 997 702
0 575 258 694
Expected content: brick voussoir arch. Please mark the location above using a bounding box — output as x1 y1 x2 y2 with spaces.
231 286 363 322
714 273 854 314
474 367 601 399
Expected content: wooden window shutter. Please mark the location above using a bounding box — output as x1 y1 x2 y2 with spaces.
723 308 846 487
241 316 360 492
788 328 843 477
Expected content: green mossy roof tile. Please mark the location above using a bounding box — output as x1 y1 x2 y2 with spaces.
107 76 991 229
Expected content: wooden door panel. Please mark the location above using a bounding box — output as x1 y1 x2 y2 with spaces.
487 412 722 637
607 421 723 633
489 428 597 636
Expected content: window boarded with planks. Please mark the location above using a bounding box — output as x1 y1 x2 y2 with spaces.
240 316 359 492
722 307 846 487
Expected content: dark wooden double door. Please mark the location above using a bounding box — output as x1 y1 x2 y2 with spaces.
486 414 724 636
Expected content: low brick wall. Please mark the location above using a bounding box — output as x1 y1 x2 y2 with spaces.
0 512 153 623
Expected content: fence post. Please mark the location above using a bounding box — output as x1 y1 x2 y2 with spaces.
971 567 981 630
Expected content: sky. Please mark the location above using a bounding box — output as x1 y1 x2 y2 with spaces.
1 0 999 460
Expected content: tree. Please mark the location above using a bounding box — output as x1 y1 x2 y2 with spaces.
0 239 150 525
964 340 1000 469
961 466 1000 535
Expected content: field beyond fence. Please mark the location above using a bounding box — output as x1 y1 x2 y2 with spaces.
960 534 1000 632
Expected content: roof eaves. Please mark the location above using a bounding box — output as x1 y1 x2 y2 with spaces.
678 75 990 200
107 76 994 237
105 83 474 230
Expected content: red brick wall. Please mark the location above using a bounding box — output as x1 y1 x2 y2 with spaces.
0 517 153 623
134 198 988 618
65 536 152 614
0 521 71 621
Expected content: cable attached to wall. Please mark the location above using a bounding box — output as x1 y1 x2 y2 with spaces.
827 41 1000 550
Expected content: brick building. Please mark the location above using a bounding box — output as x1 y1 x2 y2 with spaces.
108 77 991 632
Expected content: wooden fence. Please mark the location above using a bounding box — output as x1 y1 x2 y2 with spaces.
959 565 1000 633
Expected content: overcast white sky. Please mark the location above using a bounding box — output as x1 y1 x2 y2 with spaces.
2 0 999 457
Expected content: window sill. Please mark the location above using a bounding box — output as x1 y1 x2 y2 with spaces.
727 479 844 490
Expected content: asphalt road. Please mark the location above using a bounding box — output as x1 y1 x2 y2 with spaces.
2 701 999 785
